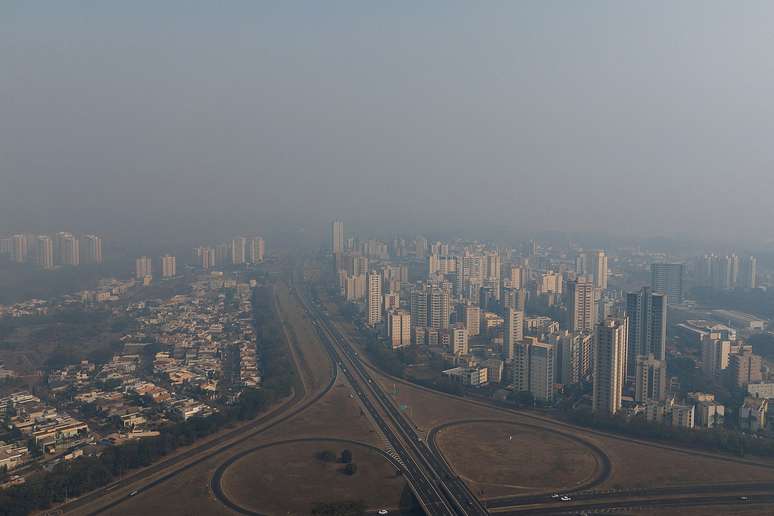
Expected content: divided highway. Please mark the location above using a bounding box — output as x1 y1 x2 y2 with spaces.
293 280 487 516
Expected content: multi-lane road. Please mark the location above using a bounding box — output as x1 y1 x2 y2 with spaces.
294 279 488 516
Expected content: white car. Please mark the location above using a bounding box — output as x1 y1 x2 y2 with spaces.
560 495 572 502
378 511 389 515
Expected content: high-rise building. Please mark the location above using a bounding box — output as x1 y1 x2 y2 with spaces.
415 236 427 259
55 232 80 266
537 272 563 296
709 254 740 289
161 255 176 278
741 256 757 289
625 287 667 379
549 331 592 386
502 287 527 312
11 234 28 263
0 237 12 256
650 263 684 304
231 237 247 265
634 354 667 403
80 235 103 264
410 284 429 329
504 308 525 361
511 338 556 402
35 236 54 270
728 350 763 388
701 337 731 378
592 317 628 415
463 305 480 337
507 265 527 290
383 291 400 313
568 278 596 334
387 310 411 349
195 246 215 269
576 250 608 290
135 256 152 279
331 221 344 255
367 271 383 326
450 323 469 355
343 273 366 301
428 282 452 330
248 237 265 263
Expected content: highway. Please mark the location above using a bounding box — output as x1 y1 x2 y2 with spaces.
294 281 487 516
310 286 774 516
495 493 774 514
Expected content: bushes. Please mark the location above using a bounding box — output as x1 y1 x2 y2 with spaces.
566 408 774 458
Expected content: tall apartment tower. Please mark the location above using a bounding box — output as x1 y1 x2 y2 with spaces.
248 237 265 263
634 354 667 403
135 256 153 279
567 278 596 334
511 338 556 402
231 237 247 265
701 337 731 378
80 235 103 264
387 310 411 349
576 251 608 290
428 282 452 330
650 263 684 304
463 305 481 337
504 308 525 361
450 323 469 355
366 271 383 326
11 234 28 263
625 287 667 380
35 236 54 270
593 317 629 415
331 221 344 255
410 284 429 329
55 232 80 266
161 255 177 278
741 256 757 289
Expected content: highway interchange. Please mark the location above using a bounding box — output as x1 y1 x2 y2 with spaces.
49 271 774 516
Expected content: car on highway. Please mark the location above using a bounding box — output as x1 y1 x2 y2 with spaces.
560 495 572 501
739 496 750 501
551 494 560 499
377 510 389 515
129 490 139 497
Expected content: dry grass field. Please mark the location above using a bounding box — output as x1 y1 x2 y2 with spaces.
219 440 407 515
435 421 600 498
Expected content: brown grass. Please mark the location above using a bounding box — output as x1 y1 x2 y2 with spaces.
219 440 406 515
435 421 600 498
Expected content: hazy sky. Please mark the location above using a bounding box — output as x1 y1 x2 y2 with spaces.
2 2 774 246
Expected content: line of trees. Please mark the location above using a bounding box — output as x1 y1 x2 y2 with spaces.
0 286 295 516
566 408 774 458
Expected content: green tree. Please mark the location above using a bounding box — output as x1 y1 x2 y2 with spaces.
317 450 336 463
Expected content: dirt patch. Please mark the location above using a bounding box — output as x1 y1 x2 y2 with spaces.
435 421 600 498
219 440 406 515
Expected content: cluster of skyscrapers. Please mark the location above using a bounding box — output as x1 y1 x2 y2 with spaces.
133 236 265 283
697 254 757 290
0 232 103 269
329 221 738 418
193 236 265 270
